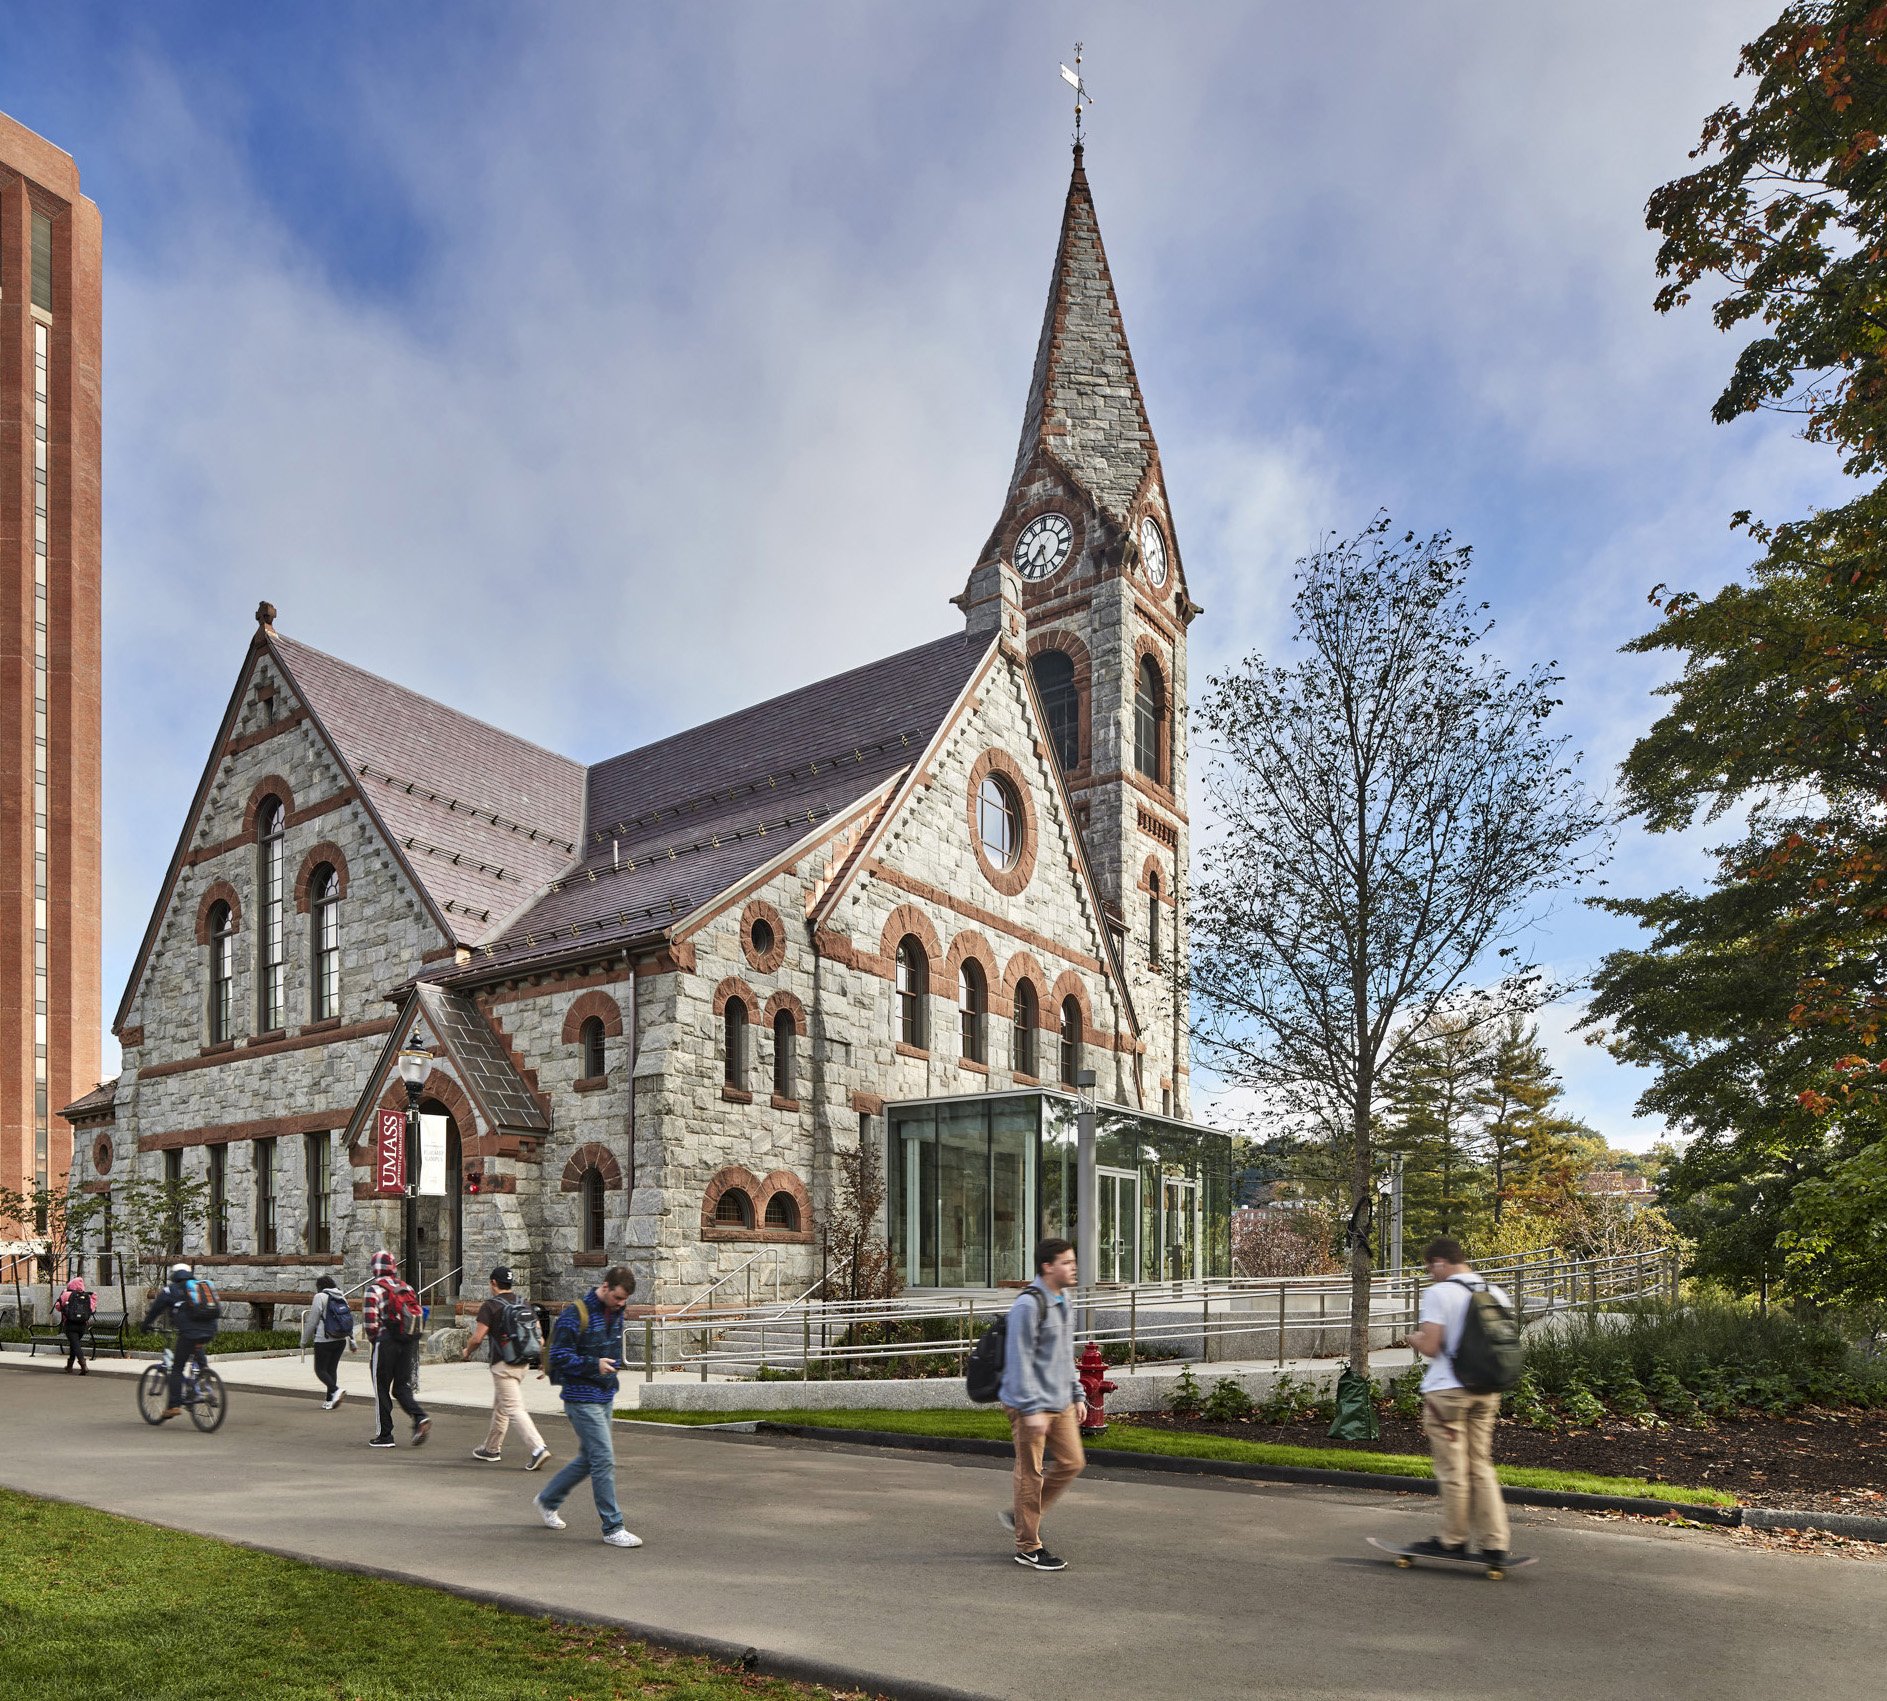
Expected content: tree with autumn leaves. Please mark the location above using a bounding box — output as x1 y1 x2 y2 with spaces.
1589 0 1887 1306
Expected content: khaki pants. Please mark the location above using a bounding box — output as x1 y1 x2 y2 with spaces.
1423 1389 1509 1552
483 1360 545 1457
1006 1405 1086 1552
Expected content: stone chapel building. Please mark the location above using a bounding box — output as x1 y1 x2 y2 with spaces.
63 148 1233 1318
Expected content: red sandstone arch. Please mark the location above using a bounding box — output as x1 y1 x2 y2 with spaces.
561 1142 625 1192
293 843 350 913
711 975 759 1018
194 880 243 943
561 989 625 1045
877 904 942 975
762 989 808 1036
242 775 296 835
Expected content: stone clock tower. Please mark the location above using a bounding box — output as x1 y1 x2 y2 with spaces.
963 144 1199 1117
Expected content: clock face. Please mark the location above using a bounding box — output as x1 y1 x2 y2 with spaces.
1015 512 1075 581
1140 517 1169 589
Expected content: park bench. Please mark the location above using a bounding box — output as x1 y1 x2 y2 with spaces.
28 1307 128 1360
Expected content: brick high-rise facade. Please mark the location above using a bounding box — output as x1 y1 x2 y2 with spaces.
0 113 102 1210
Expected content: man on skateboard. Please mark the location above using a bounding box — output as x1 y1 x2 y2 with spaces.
1402 1236 1512 1571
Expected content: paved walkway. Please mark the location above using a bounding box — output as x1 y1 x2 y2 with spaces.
0 1360 1879 1701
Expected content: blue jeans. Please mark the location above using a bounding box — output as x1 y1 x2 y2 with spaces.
539 1401 621 1534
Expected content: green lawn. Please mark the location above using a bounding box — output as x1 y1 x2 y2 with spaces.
627 1408 1737 1507
0 1489 859 1701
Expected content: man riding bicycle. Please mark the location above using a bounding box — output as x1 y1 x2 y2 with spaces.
140 1262 222 1420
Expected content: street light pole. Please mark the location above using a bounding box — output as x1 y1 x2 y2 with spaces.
396 1032 430 1284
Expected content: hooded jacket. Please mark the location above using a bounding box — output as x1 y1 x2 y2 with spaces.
141 1272 216 1342
55 1277 93 1327
362 1251 417 1343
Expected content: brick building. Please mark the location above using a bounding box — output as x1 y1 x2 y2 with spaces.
64 147 1231 1315
2 113 101 1215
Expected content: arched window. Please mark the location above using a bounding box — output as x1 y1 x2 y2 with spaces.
310 864 341 1020
715 1188 754 1228
772 1010 797 1099
1012 980 1039 1077
723 999 749 1089
1148 868 1162 967
764 1193 800 1231
1030 650 1081 772
977 774 1023 870
579 1166 606 1252
1134 656 1165 784
1060 995 1083 1087
958 960 988 1065
580 1015 607 1081
256 796 286 1031
208 900 235 1043
896 936 928 1048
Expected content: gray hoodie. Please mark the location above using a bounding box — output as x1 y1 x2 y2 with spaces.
301 1288 347 1346
998 1278 1083 1415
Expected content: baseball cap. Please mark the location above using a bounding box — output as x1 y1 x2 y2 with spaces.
490 1265 513 1288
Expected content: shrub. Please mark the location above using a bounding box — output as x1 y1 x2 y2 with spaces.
1202 1378 1255 1422
1387 1363 1424 1422
1603 1366 1655 1425
1257 1372 1322 1424
1508 1368 1557 1431
1168 1365 1204 1419
1559 1373 1606 1427
1646 1358 1703 1428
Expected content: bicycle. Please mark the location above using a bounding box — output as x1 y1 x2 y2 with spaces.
137 1342 228 1433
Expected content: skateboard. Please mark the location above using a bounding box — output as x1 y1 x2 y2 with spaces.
1366 1537 1535 1580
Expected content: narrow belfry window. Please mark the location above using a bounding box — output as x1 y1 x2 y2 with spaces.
723 999 749 1088
773 1010 796 1098
208 901 235 1043
1012 980 1039 1076
1060 996 1083 1087
580 1167 606 1252
256 797 286 1031
310 864 341 1019
1030 650 1081 771
1135 656 1166 783
1148 869 1162 966
254 1136 277 1254
959 961 988 1065
896 936 928 1048
580 1015 607 1080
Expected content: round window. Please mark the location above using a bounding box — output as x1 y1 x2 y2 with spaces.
977 775 1022 870
750 917 775 958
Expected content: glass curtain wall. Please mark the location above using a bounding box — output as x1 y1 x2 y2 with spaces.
890 1091 1230 1287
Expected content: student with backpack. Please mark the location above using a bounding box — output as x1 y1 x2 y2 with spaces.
56 1275 96 1374
460 1265 549 1469
1403 1235 1521 1569
992 1237 1088 1572
362 1250 430 1448
139 1261 221 1421
534 1265 639 1547
301 1274 355 1411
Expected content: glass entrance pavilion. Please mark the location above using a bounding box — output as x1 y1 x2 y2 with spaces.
885 1090 1235 1288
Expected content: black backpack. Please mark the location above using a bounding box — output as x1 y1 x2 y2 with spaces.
965 1288 1046 1403
1448 1276 1524 1394
494 1296 543 1366
64 1289 94 1329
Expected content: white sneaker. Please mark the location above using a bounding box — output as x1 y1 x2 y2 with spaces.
602 1529 643 1548
534 1496 566 1530
322 1390 344 1411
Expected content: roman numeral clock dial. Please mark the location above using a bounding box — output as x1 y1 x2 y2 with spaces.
1014 512 1074 581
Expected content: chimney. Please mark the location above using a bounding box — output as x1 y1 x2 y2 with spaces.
955 555 1024 644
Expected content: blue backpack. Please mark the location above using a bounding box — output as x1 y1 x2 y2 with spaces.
323 1289 355 1340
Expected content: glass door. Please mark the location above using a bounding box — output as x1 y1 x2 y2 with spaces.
1161 1176 1200 1281
1096 1168 1140 1285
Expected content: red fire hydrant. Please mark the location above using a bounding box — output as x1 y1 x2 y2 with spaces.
1077 1341 1118 1435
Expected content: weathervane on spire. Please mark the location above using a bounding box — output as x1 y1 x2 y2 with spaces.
1060 44 1093 150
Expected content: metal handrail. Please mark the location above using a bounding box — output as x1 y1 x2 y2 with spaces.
670 1248 781 1317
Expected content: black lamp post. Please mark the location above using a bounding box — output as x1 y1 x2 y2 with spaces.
395 1032 430 1283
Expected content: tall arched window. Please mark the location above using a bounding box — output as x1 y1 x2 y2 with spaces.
256 797 286 1031
1148 868 1162 967
896 936 928 1048
1060 995 1083 1087
580 1015 607 1080
310 864 341 1020
1030 650 1081 772
579 1166 606 1252
208 900 235 1043
958 960 988 1065
1134 656 1166 784
723 999 749 1089
773 1010 797 1098
1012 980 1039 1077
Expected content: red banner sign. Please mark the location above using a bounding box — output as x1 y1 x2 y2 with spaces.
375 1109 406 1198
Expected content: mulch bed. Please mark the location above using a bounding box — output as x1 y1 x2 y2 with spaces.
1130 1409 1887 1513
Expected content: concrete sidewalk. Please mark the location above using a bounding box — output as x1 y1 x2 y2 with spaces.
1 1363 1879 1701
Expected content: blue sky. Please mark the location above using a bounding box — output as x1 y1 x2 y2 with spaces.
3 2 1838 1147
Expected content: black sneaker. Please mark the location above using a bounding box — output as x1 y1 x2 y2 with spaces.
1014 1547 1067 1572
1404 1537 1468 1560
368 1436 396 1449
1480 1548 1509 1570
412 1417 431 1446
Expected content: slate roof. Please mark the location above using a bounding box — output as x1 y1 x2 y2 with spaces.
1007 147 1157 525
59 1077 119 1122
413 983 549 1133
438 630 991 980
274 635 587 944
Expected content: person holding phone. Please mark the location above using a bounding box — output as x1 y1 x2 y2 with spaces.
533 1266 640 1548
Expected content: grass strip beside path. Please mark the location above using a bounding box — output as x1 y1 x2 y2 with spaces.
628 1408 1736 1507
0 1488 856 1701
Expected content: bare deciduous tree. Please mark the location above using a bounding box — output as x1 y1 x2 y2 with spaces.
1193 516 1608 1374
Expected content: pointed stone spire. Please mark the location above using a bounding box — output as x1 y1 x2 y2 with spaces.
1006 145 1156 527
